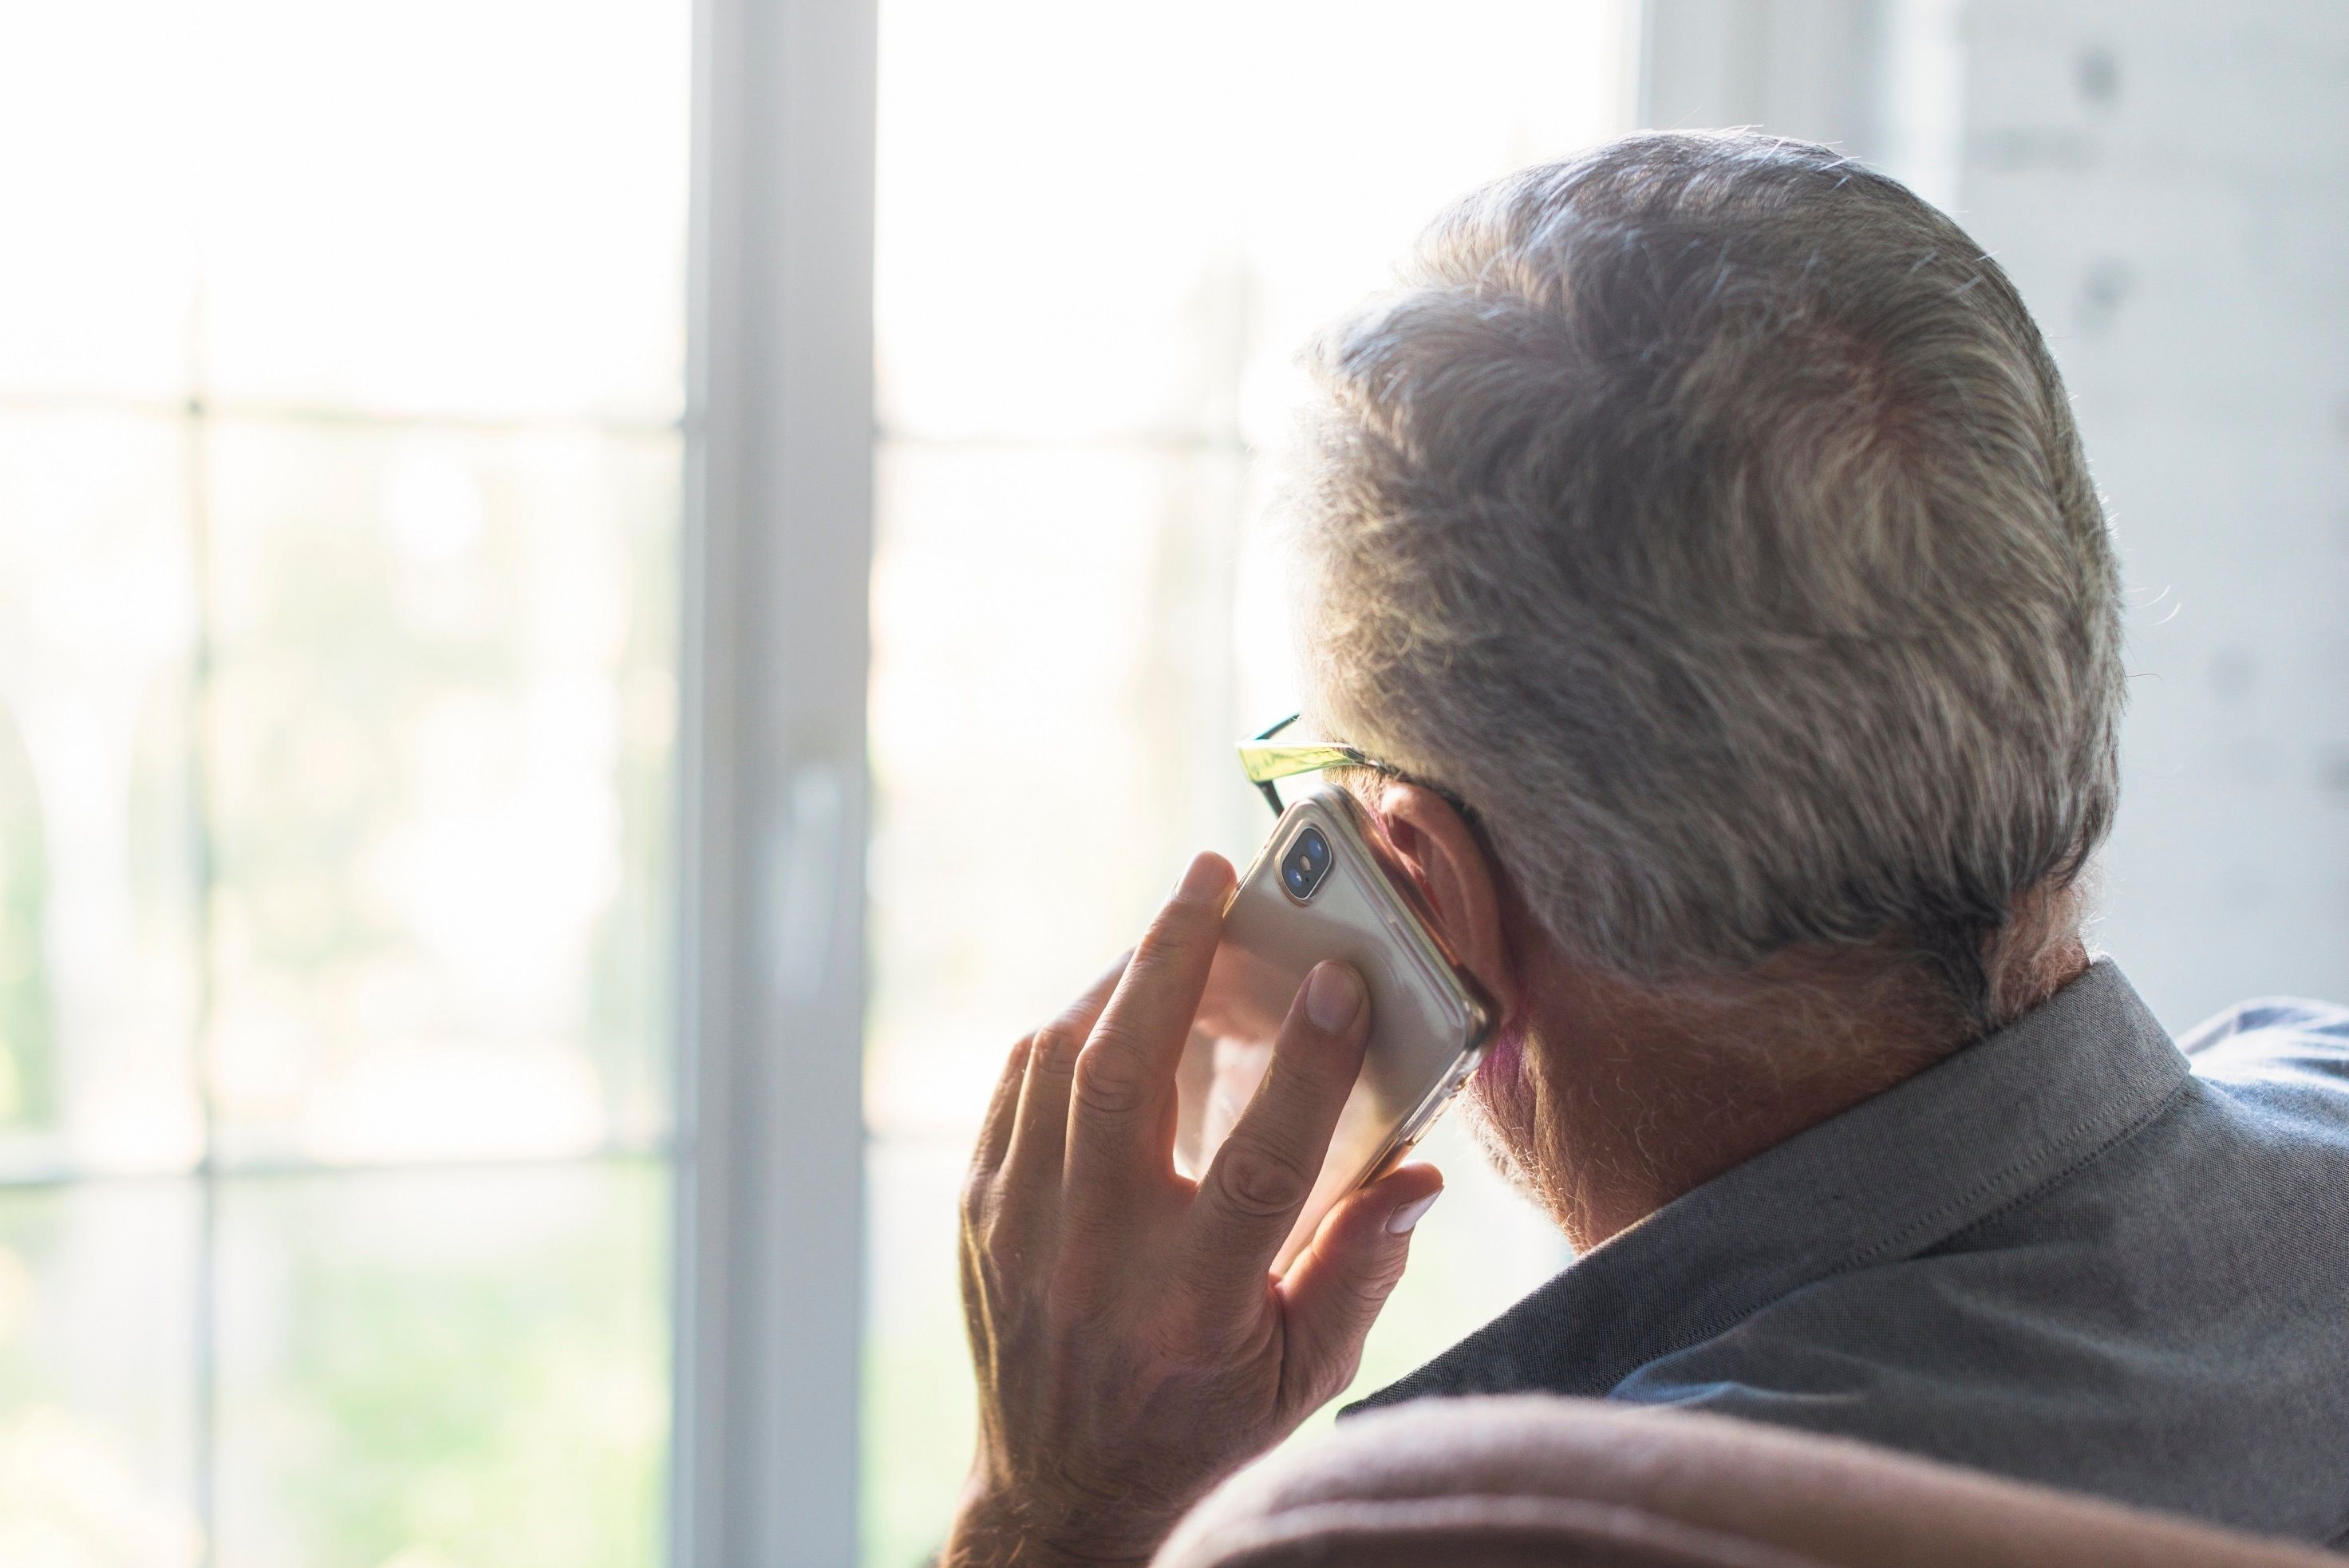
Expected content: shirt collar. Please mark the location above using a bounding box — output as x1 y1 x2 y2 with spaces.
1347 958 2191 1413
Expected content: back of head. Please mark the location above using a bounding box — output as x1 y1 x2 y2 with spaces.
1291 131 2123 1026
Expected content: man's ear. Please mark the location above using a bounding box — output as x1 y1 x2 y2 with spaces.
1361 780 1521 1013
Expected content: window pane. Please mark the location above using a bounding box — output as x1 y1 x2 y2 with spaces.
199 0 690 423
1222 1 1628 448
865 444 1266 1559
869 8 1626 1560
866 443 1259 1139
0 414 203 1178
0 1182 200 1567
874 0 1625 445
213 1163 668 1568
204 421 677 1165
0 2 199 401
874 3 1240 441
863 1138 974 1568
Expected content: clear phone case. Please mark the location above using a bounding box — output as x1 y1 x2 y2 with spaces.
1176 787 1494 1272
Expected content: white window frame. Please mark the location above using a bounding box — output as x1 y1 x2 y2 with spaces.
673 0 878 1562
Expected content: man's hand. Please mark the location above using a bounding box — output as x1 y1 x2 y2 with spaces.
943 851 1445 1567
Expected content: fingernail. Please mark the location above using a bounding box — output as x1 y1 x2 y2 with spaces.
1387 1191 1441 1235
1305 962 1362 1031
1171 852 1226 905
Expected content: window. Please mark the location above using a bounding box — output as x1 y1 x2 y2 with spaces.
0 3 688 1564
3 2 1640 1562
864 5 1633 1562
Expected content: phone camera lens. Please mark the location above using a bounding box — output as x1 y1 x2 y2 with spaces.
1282 827 1332 901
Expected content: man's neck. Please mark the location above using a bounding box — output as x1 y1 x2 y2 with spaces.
1495 940 2091 1252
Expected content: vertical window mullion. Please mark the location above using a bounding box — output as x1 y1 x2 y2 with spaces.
676 0 878 1562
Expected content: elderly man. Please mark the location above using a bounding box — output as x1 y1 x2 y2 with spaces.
942 132 2349 1566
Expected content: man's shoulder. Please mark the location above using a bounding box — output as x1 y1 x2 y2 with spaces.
1346 971 2349 1539
1606 1332 2349 1546
2178 991 2349 1100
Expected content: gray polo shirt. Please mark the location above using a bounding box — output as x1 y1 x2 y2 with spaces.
1347 960 2349 1547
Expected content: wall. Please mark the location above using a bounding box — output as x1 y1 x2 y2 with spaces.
1956 2 2349 1028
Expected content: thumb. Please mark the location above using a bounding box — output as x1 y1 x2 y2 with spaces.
1274 1161 1443 1414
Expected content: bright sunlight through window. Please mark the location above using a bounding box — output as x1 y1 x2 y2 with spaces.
865 5 1631 1562
0 3 687 1563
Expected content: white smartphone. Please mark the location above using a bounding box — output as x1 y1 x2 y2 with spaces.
1175 784 1497 1272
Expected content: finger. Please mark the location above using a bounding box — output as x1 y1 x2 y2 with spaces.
1063 852 1234 1232
968 1033 1033 1183
1275 1161 1444 1416
1184 961 1371 1292
1001 951 1130 1207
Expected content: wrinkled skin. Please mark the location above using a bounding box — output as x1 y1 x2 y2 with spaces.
943 852 1446 1567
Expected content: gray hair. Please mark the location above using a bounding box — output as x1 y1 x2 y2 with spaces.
1289 132 2123 1025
